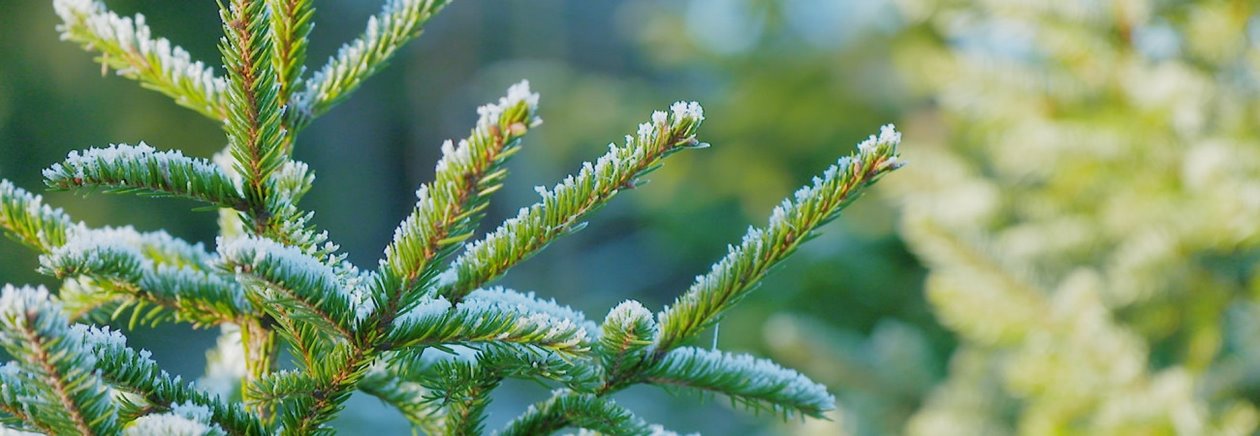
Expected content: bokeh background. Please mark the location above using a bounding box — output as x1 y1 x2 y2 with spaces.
4 0 1260 434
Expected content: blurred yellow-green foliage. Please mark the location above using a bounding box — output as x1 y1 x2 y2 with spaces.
3 0 1259 434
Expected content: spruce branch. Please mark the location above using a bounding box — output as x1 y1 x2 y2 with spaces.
143 266 253 325
388 297 590 355
655 125 903 351
0 180 76 253
360 380 444 434
422 344 600 435
0 285 120 435
265 0 314 111
372 81 536 325
474 344 599 392
464 287 597 336
39 234 145 283
11 1 905 431
0 361 52 433
53 0 229 120
82 325 267 435
359 357 444 434
243 369 315 407
220 0 287 221
252 160 345 261
43 143 247 210
38 227 251 327
218 236 370 340
50 225 216 271
437 102 708 301
296 0 452 125
499 391 656 436
272 344 376 435
57 277 139 324
419 359 499 436
597 301 658 390
376 81 541 318
642 347 834 418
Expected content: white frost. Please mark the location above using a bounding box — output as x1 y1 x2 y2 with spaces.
53 0 226 109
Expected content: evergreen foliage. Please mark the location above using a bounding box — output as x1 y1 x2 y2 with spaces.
0 1 902 433
886 0 1260 434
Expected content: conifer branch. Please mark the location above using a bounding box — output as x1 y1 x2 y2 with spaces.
53 0 229 120
43 143 247 210
265 0 314 112
38 227 251 327
422 344 600 435
281 83 543 434
420 360 499 435
82 324 267 435
296 0 452 125
218 236 368 340
499 391 655 436
464 287 597 336
273 343 376 434
376 81 540 319
10 2 905 431
388 297 590 355
0 363 54 434
220 0 287 223
37 226 225 326
0 285 120 435
359 376 444 434
596 301 658 391
252 160 345 262
642 347 834 418
244 369 315 406
437 102 707 301
655 125 903 351
357 349 445 433
0 181 76 253
57 277 145 325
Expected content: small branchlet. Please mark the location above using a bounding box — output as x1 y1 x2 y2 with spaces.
436 102 709 302
376 81 542 317
656 125 903 351
43 143 247 210
296 0 452 124
53 0 230 120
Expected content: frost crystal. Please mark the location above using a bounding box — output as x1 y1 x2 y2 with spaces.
397 296 453 325
73 324 127 350
669 101 704 123
477 80 540 123
606 300 653 326
0 285 54 322
858 123 900 153
468 287 598 335
124 400 223 436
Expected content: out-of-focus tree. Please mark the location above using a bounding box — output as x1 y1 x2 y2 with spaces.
891 0 1260 434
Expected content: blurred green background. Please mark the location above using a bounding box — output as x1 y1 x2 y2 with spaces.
5 0 1259 434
